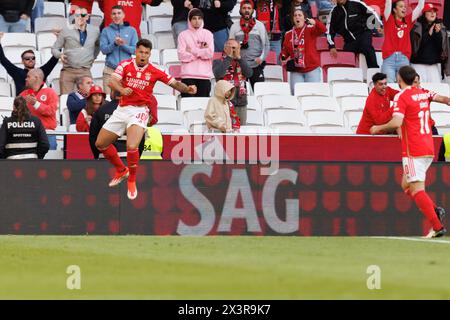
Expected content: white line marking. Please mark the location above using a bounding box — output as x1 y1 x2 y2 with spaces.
372 236 450 244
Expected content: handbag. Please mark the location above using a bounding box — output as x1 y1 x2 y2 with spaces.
286 59 297 72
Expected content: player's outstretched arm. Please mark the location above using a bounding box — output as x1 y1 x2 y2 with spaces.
170 80 197 95
432 95 450 106
109 76 133 96
370 115 403 135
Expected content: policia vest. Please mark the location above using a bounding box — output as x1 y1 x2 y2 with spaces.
443 133 450 162
0 115 49 159
141 127 163 160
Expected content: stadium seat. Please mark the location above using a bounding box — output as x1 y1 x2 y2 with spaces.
37 33 57 51
0 82 11 97
264 65 284 82
372 37 384 51
432 112 450 128
253 82 291 99
320 51 357 82
366 68 381 88
307 110 344 129
247 96 262 112
168 64 182 80
358 53 383 80
155 33 176 49
421 83 450 97
180 97 209 114
260 95 300 112
294 82 331 98
339 96 367 115
265 109 306 126
149 17 173 34
3 48 42 66
43 1 66 17
332 82 369 99
430 102 450 114
312 126 352 134
246 110 264 126
91 62 105 80
155 94 177 110
155 109 188 134
0 110 11 125
140 21 149 35
34 17 68 34
150 48 161 66
388 83 400 91
146 2 173 19
238 126 272 134
327 67 364 83
299 96 340 115
346 112 363 132
0 33 36 49
0 97 14 111
161 49 180 67
230 4 241 18
184 109 207 132
317 36 344 51
153 81 175 95
0 65 8 82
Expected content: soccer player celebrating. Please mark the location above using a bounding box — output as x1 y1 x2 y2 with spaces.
370 66 449 238
95 39 196 200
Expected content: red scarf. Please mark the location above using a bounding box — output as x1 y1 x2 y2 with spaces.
222 54 247 96
240 17 256 46
228 101 241 130
292 26 306 68
256 0 281 34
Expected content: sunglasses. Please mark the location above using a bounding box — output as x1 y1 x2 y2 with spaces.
23 56 36 61
75 13 88 18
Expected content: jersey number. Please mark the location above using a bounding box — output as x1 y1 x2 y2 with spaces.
418 110 430 135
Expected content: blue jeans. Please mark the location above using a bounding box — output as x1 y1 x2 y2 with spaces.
0 15 28 32
213 28 229 53
270 39 282 65
31 0 44 33
381 52 410 83
289 67 322 94
172 21 188 47
48 135 57 150
315 0 334 11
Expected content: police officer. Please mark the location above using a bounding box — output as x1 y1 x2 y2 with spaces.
0 96 49 159
141 126 163 160
438 132 450 162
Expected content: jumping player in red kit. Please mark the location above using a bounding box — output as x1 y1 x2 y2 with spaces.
95 39 197 200
371 66 449 238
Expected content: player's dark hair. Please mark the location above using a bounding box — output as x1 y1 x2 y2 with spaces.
12 96 30 123
21 50 35 59
112 5 123 11
136 39 152 50
398 66 417 85
372 72 387 84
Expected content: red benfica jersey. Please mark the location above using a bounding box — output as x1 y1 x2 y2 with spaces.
103 0 152 36
392 87 435 157
113 58 174 107
382 14 414 59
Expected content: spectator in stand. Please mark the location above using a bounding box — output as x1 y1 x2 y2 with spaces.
0 96 49 160
0 0 34 33
411 4 447 83
356 72 398 135
103 0 162 38
52 7 100 95
31 0 44 33
213 39 253 124
19 69 59 150
254 0 283 64
191 0 237 53
327 0 382 69
281 9 326 93
205 80 237 132
69 0 104 14
67 76 94 124
89 89 145 159
100 5 138 95
283 0 313 32
177 8 214 97
0 33 60 95
229 0 270 88
381 0 425 83
171 0 191 46
76 85 106 132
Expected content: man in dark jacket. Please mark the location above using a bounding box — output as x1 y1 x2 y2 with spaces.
171 0 191 46
0 0 34 33
0 96 49 160
213 39 253 124
326 0 382 68
89 90 144 159
0 33 60 95
192 0 237 52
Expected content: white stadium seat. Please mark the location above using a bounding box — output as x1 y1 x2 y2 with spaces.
155 32 176 49
37 32 57 51
265 109 306 127
0 33 36 49
238 126 272 134
153 81 175 95
155 94 177 110
307 110 344 128
161 49 180 67
345 112 363 132
43 1 66 17
146 2 173 18
140 21 149 35
312 126 351 134
388 83 400 91
339 96 367 114
299 96 340 115
180 97 209 114
184 109 207 132
358 53 383 80
260 95 300 112
432 113 450 128
149 17 172 34
0 97 14 111
430 102 450 114
253 82 291 99
327 67 364 83
0 82 12 97
264 65 284 82
35 17 68 34
294 82 331 98
246 96 261 112
246 110 264 126
332 82 369 99
421 83 450 97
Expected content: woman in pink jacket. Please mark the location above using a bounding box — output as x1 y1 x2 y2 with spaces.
177 8 214 97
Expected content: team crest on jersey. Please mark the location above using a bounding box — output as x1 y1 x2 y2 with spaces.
397 30 404 38
145 73 151 81
137 72 142 78
40 95 47 101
